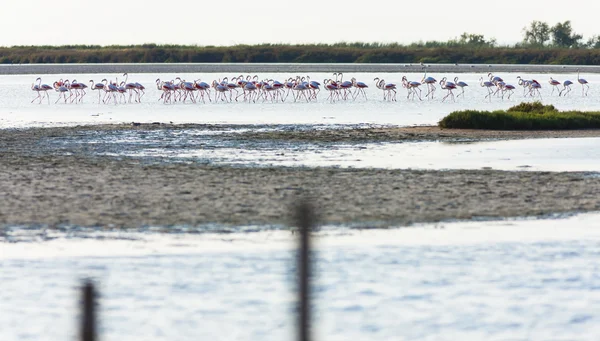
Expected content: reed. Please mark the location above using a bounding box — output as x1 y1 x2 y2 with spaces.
1 44 600 64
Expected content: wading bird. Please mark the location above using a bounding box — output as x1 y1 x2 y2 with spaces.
480 77 495 101
439 77 456 102
453 77 468 98
421 73 436 99
549 77 561 96
577 69 589 96
559 80 573 96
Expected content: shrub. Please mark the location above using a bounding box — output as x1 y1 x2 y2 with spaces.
439 103 600 130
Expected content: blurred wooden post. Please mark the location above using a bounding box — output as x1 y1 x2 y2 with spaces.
81 280 97 341
296 200 314 341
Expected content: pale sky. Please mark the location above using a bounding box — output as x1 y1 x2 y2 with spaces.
4 1 600 47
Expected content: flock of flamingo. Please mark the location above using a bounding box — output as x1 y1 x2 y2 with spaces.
30 70 592 105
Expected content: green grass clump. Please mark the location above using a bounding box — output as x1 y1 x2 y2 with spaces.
506 101 558 113
439 101 600 130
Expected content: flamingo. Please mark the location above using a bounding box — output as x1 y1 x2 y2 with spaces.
175 77 197 103
32 77 53 104
69 79 88 103
479 77 495 101
453 77 468 98
324 79 339 103
559 80 573 97
577 69 589 96
421 73 436 99
89 79 107 103
529 80 542 99
549 77 561 96
401 76 422 101
237 81 258 103
304 76 320 101
212 80 229 102
517 76 532 97
488 73 505 97
439 77 456 102
374 77 397 101
194 79 212 103
351 77 368 100
53 80 70 104
106 80 120 104
31 81 43 104
500 83 516 100
122 73 140 103
156 78 174 104
488 72 503 84
334 73 353 101
135 82 146 101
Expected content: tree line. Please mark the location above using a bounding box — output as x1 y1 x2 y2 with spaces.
1 20 599 64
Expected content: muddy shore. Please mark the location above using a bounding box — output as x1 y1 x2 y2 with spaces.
5 123 600 144
2 124 600 229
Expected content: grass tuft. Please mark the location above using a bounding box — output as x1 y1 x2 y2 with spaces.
438 101 600 130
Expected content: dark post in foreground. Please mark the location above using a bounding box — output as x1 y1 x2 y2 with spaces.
296 201 314 341
81 280 97 341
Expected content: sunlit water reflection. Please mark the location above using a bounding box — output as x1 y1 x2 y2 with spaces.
2 213 600 341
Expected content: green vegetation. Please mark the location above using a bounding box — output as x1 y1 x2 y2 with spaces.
2 43 600 64
438 102 600 130
2 20 600 64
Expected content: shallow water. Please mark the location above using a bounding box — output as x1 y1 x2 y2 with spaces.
2 71 600 128
3 213 600 341
7 71 600 172
41 127 600 172
4 68 600 341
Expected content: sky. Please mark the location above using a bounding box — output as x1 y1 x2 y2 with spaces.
4 0 600 47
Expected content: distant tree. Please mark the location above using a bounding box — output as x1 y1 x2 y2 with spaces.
457 33 497 47
522 21 550 46
551 21 583 48
587 35 600 48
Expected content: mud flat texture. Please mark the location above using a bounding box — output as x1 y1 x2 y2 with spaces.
6 123 600 144
2 124 600 229
233 125 600 143
2 63 600 75
1 154 600 229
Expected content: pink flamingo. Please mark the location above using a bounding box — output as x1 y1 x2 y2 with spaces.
122 73 140 103
156 78 174 104
559 80 573 97
374 77 397 101
323 79 339 103
135 82 146 101
31 80 43 104
577 69 589 96
439 77 456 102
32 77 53 104
517 76 532 96
480 77 495 101
351 77 368 100
421 73 436 99
194 80 212 103
549 77 561 95
502 83 516 100
53 80 70 104
69 79 87 103
401 76 422 101
453 77 468 98
32 77 52 104
89 79 107 104
529 80 542 99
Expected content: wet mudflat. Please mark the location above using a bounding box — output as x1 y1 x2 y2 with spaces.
2 124 600 228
